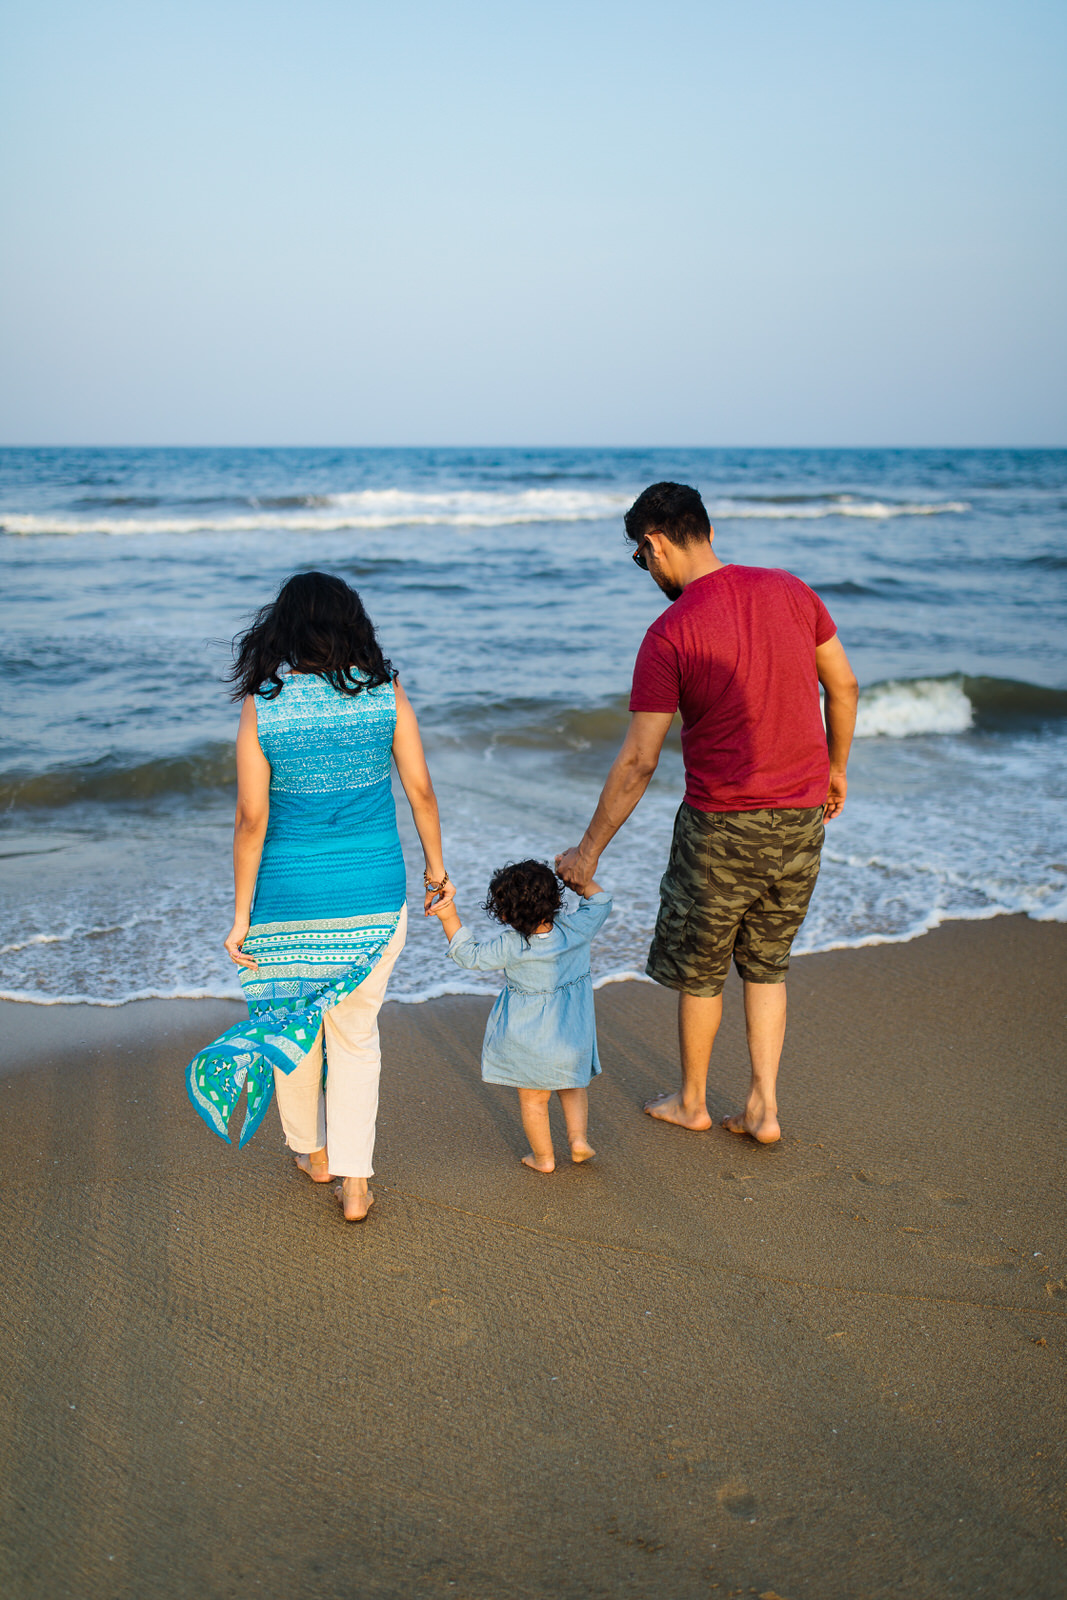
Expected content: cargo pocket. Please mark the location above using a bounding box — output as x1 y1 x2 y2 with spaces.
654 892 694 952
647 884 696 986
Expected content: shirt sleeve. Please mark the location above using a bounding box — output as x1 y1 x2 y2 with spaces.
811 589 836 645
564 890 613 938
446 925 514 972
629 624 681 713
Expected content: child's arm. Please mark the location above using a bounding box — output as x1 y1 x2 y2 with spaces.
428 897 512 970
567 881 612 936
428 897 463 941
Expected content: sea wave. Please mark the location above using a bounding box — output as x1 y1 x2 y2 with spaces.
471 674 1067 748
0 745 236 808
0 487 630 537
0 487 970 537
4 675 1064 809
707 495 970 521
855 677 974 737
855 674 1067 737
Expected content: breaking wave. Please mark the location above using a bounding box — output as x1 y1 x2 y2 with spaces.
855 675 1067 737
5 676 1064 809
1 487 970 537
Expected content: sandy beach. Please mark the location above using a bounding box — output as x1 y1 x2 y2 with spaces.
0 913 1064 1599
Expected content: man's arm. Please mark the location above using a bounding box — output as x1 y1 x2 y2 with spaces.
816 634 859 820
556 711 674 886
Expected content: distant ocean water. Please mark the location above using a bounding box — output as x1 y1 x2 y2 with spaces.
1 446 1065 1006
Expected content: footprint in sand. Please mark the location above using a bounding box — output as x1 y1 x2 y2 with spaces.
928 1188 970 1207
719 1170 805 1195
911 1238 1020 1273
425 1295 478 1348
717 1485 758 1519
852 1169 904 1190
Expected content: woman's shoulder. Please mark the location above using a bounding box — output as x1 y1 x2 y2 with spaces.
260 671 396 708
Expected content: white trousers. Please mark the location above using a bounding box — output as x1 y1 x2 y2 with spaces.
272 906 407 1178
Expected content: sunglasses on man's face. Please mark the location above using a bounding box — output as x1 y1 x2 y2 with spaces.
631 538 651 571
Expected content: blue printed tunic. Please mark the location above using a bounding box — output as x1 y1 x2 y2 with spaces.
242 673 405 1003
186 673 406 1147
447 892 612 1089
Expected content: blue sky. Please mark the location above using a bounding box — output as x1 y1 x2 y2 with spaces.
1 0 1064 445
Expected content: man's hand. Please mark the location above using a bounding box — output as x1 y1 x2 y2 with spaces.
555 845 598 891
816 635 858 820
824 771 847 820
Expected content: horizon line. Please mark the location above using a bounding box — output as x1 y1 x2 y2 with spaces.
1 441 1065 453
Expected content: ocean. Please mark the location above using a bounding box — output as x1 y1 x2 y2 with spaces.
1 446 1065 1006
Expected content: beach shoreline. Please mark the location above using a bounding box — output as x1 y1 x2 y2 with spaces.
1 913 1064 1599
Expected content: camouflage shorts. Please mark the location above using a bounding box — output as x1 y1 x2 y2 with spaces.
646 803 825 997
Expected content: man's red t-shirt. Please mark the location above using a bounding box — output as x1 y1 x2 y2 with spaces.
629 564 836 813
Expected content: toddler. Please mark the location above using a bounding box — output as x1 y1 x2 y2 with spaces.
430 860 612 1172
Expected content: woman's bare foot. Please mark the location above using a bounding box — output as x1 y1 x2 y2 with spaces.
337 1177 375 1221
569 1139 596 1163
522 1152 556 1173
294 1149 333 1183
643 1091 713 1130
722 1107 781 1145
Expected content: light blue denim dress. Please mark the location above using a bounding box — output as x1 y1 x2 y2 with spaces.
446 891 613 1089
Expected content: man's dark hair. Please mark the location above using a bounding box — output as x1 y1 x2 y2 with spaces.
483 859 564 942
623 481 711 549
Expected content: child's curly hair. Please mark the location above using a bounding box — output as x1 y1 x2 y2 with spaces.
483 859 564 942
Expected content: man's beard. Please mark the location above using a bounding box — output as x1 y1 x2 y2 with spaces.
654 574 683 602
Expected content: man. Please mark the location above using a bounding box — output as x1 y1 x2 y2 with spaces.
556 481 858 1143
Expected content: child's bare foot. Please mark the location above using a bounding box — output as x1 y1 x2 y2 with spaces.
522 1152 556 1174
643 1091 713 1130
336 1177 375 1221
295 1149 333 1183
569 1139 596 1163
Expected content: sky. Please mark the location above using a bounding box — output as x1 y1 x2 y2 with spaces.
1 0 1064 446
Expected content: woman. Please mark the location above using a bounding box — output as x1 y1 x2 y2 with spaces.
187 571 451 1221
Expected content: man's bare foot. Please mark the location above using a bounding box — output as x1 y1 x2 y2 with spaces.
522 1152 556 1173
643 1091 713 1131
295 1150 333 1183
569 1140 596 1163
337 1178 375 1221
722 1109 781 1145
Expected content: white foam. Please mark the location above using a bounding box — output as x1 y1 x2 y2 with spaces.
707 497 969 520
0 487 630 538
0 489 970 537
854 678 974 738
0 986 242 1006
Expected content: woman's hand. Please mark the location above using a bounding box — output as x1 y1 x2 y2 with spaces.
224 917 258 970
423 877 456 916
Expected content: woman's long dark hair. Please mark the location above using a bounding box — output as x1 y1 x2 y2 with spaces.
229 571 395 701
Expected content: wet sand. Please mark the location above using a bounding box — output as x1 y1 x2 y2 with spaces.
0 914 1064 1599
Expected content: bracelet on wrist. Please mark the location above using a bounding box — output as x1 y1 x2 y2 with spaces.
423 870 451 893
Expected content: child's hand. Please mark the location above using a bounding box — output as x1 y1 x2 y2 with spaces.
427 897 462 938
